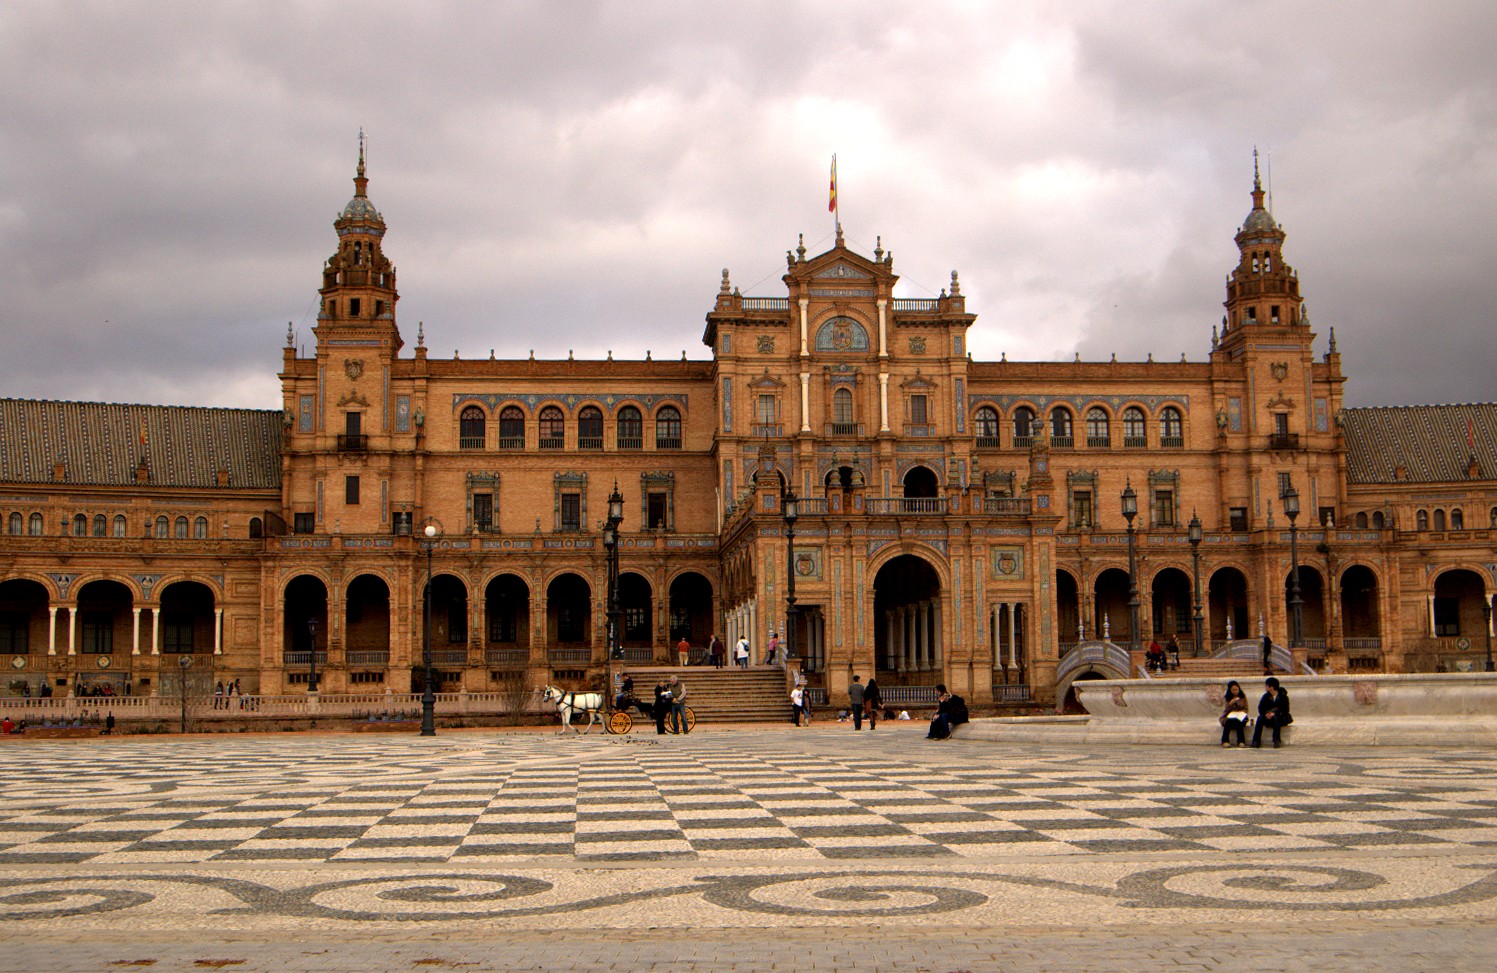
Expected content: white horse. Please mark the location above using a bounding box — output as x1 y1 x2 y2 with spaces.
540 685 604 734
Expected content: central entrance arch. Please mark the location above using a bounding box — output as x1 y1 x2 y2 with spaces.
872 554 942 684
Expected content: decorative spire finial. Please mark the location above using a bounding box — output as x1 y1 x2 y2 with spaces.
950 270 960 296
353 128 369 197
286 321 294 347
834 222 844 247
874 235 884 261
416 321 424 347
796 233 806 261
720 268 731 295
1327 326 1337 354
1253 146 1261 191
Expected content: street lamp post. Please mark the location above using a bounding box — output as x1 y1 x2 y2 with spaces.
306 617 319 693
783 490 798 661
1188 512 1205 658
605 483 624 661
420 522 441 736
1121 481 1140 654
1283 486 1303 646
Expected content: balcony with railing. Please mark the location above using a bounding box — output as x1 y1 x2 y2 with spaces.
346 650 389 666
976 436 1001 449
867 497 946 515
498 436 525 450
983 497 1032 515
742 297 790 310
539 436 564 450
1123 436 1147 448
430 649 468 665
656 437 682 450
578 436 603 450
1013 435 1033 448
1160 435 1184 448
337 433 368 451
1086 436 1111 448
891 298 938 312
485 647 529 666
829 422 861 437
458 436 484 450
282 651 328 666
1050 435 1074 448
548 647 592 665
617 437 642 450
752 424 782 438
904 424 933 437
1269 432 1301 450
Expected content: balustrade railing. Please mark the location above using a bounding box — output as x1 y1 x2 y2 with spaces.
983 497 1032 515
548 648 592 665
485 648 529 666
867 498 945 515
346 651 389 665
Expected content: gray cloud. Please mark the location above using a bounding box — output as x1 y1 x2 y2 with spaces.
1 0 1493 408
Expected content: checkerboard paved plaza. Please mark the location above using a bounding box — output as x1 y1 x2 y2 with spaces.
3 724 1497 972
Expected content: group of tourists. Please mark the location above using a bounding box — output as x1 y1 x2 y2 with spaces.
671 634 779 668
1220 677 1293 747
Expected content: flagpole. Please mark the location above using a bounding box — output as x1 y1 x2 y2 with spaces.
829 153 839 235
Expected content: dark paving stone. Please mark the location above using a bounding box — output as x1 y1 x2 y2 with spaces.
470 821 572 835
818 844 954 859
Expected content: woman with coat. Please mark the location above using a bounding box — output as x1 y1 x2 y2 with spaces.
1220 680 1250 747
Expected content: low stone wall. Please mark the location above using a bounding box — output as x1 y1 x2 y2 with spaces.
956 672 1497 746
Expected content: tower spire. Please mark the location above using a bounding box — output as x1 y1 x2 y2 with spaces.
1250 146 1266 212
354 128 368 198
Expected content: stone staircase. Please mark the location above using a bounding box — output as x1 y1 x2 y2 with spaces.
621 666 794 724
1149 657 1265 681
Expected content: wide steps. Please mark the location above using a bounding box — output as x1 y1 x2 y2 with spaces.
1152 658 1264 681
620 666 794 723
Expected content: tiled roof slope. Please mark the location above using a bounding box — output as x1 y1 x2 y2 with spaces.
0 399 282 490
1341 403 1496 484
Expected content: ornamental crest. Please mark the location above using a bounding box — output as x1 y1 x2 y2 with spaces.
757 335 775 354
908 336 927 354
992 546 1024 578
344 358 365 380
1271 361 1288 382
830 322 855 350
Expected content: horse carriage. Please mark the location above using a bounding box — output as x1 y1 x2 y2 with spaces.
540 685 696 735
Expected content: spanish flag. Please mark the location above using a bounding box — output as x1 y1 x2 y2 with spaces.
828 154 837 214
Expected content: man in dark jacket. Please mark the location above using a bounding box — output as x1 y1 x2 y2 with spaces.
927 684 969 740
863 677 882 730
847 676 866 730
1251 676 1292 748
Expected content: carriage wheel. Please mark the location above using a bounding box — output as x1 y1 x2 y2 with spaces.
607 711 633 735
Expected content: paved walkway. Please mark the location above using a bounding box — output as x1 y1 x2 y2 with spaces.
3 724 1497 971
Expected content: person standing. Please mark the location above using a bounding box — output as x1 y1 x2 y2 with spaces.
710 634 725 669
652 679 669 735
668 675 690 734
847 675 866 730
676 636 691 667
104 711 116 735
1251 676 1293 748
765 632 780 666
863 676 882 730
734 636 750 669
1261 633 1274 671
790 684 804 726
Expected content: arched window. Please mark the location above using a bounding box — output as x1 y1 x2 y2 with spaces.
498 406 525 449
92 514 106 537
617 406 643 449
1450 508 1464 530
1013 407 1035 446
1354 512 1368 528
72 514 87 536
194 516 209 539
655 406 682 449
28 513 43 536
1050 407 1073 445
578 406 603 449
459 405 486 449
538 406 565 449
1122 407 1147 446
1371 511 1385 529
1160 407 1183 446
1086 408 1111 447
175 516 189 538
1433 509 1447 531
1416 509 1429 531
112 515 127 537
1491 505 1497 529
975 406 999 446
7 512 20 535
249 517 264 538
832 388 854 429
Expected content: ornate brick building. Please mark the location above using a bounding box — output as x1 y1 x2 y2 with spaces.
2 147 1494 707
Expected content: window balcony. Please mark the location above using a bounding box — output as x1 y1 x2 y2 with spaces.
1050 435 1074 448
976 436 1001 449
904 424 933 437
1086 436 1111 448
458 436 484 450
752 424 782 437
485 648 529 666
868 498 946 515
578 436 603 450
1123 436 1147 448
984 497 1033 515
539 436 564 450
656 438 682 450
337 434 368 451
347 650 389 666
1160 435 1184 448
1269 433 1301 450
1013 435 1033 448
617 437 642 450
498 436 525 450
830 422 860 437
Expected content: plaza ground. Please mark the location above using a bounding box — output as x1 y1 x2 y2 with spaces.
2 723 1495 971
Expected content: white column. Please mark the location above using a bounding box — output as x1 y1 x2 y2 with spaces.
67 608 76 656
879 374 890 432
876 298 888 357
932 600 943 670
1008 603 1019 669
798 298 810 356
47 606 57 656
800 372 811 432
132 608 141 656
152 609 160 655
992 604 1003 669
916 602 928 670
214 608 223 656
1428 595 1436 636
1490 595 1495 637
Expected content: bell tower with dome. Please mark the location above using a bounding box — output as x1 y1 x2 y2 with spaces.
313 131 402 355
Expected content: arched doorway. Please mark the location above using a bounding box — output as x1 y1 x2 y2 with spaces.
1340 565 1381 663
283 575 328 689
1055 570 1080 645
618 572 652 647
345 574 391 667
484 574 530 654
872 554 942 684
1093 568 1132 643
546 573 592 647
1285 566 1327 643
158 580 216 655
1150 568 1192 639
1208 567 1250 643
0 579 49 695
416 573 468 691
902 465 939 499
668 572 714 648
1433 569 1488 638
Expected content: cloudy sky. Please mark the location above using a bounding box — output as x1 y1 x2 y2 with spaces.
2 1 1493 409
